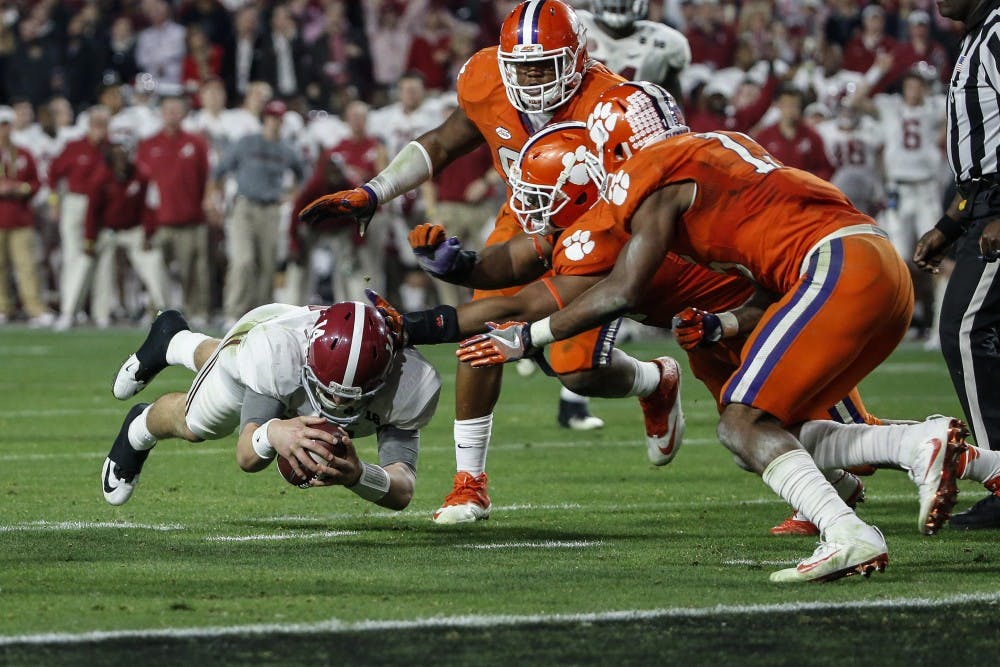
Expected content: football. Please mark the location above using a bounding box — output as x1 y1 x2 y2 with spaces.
276 422 349 489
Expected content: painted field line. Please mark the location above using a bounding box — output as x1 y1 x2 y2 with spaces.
0 520 184 532
3 592 999 647
879 362 948 373
0 445 230 463
0 407 125 418
723 559 798 567
459 540 603 549
204 530 358 542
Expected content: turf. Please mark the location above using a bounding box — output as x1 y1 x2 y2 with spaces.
1 326 998 665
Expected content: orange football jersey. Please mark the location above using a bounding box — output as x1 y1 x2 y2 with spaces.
603 131 874 293
456 46 624 186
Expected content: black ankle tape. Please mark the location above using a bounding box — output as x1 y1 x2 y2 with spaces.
403 305 461 344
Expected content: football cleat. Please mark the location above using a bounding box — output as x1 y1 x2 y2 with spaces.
102 403 152 506
112 310 190 400
639 356 684 466
771 471 865 536
433 472 492 524
949 478 1000 530
904 417 968 535
557 399 605 431
770 522 888 583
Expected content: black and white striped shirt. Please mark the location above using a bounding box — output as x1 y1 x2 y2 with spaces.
947 2 1000 182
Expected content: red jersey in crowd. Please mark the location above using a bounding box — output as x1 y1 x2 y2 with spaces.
0 146 40 229
83 163 150 242
330 135 381 185
433 144 494 203
48 137 106 194
289 149 360 256
754 122 834 181
135 130 209 226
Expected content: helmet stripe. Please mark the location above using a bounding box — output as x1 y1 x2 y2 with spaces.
342 301 366 387
518 0 545 46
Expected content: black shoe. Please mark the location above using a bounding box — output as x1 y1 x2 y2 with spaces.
949 493 1000 530
102 403 152 506
112 310 189 400
557 399 605 431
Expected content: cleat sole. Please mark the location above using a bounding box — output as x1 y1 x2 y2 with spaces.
921 420 969 536
811 553 889 583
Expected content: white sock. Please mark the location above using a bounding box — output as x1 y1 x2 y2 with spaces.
762 449 859 535
625 356 661 398
454 415 492 476
127 405 157 451
799 421 906 469
957 446 1000 483
560 387 588 404
165 331 210 372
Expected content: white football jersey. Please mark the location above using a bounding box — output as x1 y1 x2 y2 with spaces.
795 67 865 115
873 93 946 182
578 11 690 84
368 98 445 157
815 116 884 172
235 304 440 439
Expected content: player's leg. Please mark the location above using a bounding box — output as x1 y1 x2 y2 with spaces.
112 309 210 400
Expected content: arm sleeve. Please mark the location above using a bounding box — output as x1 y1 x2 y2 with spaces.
239 388 288 431
375 425 419 474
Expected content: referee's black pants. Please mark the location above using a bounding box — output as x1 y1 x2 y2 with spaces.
939 217 1000 450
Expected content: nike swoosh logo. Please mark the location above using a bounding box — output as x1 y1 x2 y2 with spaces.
797 548 840 573
456 444 478 449
923 438 943 483
103 461 117 494
658 413 678 457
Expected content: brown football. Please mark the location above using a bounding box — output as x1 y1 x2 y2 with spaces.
276 422 349 488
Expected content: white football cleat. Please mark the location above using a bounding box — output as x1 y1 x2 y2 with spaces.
102 403 153 506
639 356 684 465
112 310 189 400
433 472 492 524
770 522 888 583
557 399 605 431
904 416 968 535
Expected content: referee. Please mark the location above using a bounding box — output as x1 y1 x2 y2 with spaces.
914 0 1000 529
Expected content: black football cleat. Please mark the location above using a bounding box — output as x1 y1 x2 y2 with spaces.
112 310 189 400
102 403 152 506
949 493 1000 530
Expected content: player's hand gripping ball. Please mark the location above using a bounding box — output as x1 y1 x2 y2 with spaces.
277 422 349 488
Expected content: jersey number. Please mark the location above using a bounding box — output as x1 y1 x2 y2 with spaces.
696 132 781 174
498 146 520 180
902 119 922 149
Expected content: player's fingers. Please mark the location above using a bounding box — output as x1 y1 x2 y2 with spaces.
458 334 489 348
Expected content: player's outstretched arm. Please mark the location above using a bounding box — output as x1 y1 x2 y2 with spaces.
235 415 341 476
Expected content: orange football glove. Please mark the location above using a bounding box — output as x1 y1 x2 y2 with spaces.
671 307 722 350
364 288 406 347
298 186 377 235
408 223 448 252
456 321 532 367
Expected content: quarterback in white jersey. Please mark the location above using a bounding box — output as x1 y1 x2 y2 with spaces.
577 1 690 102
814 108 885 216
102 303 441 510
872 71 947 258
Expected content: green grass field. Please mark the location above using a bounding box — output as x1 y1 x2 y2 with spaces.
1 326 998 666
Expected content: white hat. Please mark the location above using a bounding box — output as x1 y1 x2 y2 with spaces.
0 106 14 124
908 9 930 25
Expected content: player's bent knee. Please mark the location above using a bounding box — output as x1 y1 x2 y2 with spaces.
557 370 599 396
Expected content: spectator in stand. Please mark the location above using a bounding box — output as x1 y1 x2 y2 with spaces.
135 0 187 86
307 1 373 106
683 0 737 70
686 70 778 134
223 80 271 142
63 6 107 111
251 2 309 101
755 84 834 181
113 74 164 145
83 137 170 327
208 99 304 326
48 106 109 330
182 77 231 156
0 106 53 327
363 0 429 91
181 24 224 101
882 10 951 91
177 0 234 49
793 41 865 116
224 6 259 102
823 0 861 48
4 17 60 107
405 2 456 92
843 4 897 76
106 16 139 87
135 94 211 326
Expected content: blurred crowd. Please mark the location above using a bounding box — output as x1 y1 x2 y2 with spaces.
0 0 964 334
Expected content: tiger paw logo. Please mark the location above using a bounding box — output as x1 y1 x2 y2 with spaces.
561 145 591 185
587 101 617 147
562 229 596 262
605 171 630 205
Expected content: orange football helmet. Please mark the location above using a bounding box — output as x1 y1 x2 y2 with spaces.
585 81 688 199
509 121 600 235
498 0 588 113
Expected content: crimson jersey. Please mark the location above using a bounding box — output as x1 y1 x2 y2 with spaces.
602 131 873 294
551 216 753 329
457 46 624 186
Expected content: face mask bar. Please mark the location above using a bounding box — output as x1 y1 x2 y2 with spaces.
302 365 380 425
498 47 582 113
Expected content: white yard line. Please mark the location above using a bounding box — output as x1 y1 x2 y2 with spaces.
2 592 998 646
0 520 184 532
459 540 603 549
204 531 358 542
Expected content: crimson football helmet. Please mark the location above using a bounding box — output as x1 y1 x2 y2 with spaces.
509 121 599 235
302 302 396 425
585 81 688 198
498 0 589 113
592 0 648 30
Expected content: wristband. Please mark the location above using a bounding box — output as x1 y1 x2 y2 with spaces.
718 311 740 338
403 305 461 344
528 318 555 347
348 461 391 502
934 215 967 244
251 419 279 460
